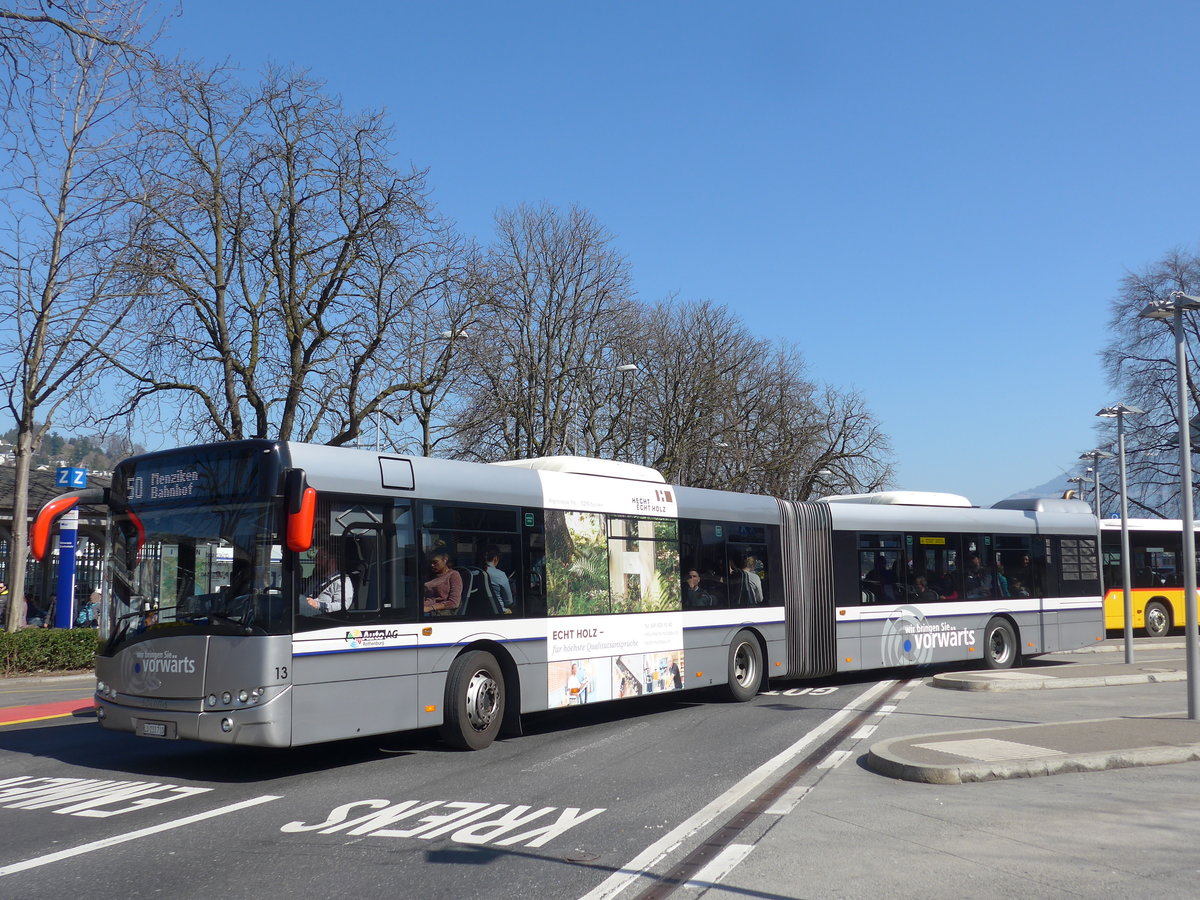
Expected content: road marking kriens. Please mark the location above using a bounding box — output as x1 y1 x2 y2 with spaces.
0 776 211 818
0 795 281 877
281 800 605 848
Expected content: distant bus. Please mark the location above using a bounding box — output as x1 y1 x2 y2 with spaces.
33 440 1104 749
1100 519 1200 637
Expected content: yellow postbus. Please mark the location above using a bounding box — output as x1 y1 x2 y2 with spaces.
1101 519 1200 637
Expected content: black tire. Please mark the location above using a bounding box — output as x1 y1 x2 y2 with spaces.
1144 601 1171 638
439 650 505 750
983 617 1018 670
725 630 763 701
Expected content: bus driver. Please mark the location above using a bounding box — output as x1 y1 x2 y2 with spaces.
301 545 354 615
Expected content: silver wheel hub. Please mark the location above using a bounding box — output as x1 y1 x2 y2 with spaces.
990 629 1010 664
465 669 499 732
733 643 755 686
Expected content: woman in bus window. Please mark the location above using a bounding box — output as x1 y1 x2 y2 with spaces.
423 551 462 615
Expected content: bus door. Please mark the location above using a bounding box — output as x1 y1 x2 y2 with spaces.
291 499 420 745
855 531 906 669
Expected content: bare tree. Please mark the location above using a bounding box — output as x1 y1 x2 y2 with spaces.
623 298 892 499
1098 247 1200 517
0 1 160 111
113 65 472 447
0 1 157 630
450 204 637 460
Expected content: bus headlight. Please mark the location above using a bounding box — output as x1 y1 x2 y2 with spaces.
221 691 232 705
238 690 249 703
220 717 233 733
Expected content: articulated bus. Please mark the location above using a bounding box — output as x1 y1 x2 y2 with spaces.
33 440 1104 750
1100 519 1200 637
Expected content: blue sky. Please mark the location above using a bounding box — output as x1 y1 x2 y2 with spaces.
157 1 1200 505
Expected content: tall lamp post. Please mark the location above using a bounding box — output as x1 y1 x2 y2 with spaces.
1067 475 1087 503
1079 450 1113 518
1096 407 1141 664
1139 290 1200 718
1079 449 1114 632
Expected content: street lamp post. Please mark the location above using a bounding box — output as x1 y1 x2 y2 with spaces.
1096 406 1142 664
1139 290 1200 718
1067 475 1087 503
1079 450 1113 518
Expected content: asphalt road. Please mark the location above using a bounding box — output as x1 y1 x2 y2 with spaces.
0 673 888 900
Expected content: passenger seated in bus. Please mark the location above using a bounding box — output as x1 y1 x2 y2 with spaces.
993 563 1011 598
1009 577 1030 598
862 555 897 603
423 550 463 615
683 569 715 607
936 575 959 601
483 546 514 611
301 545 355 614
965 556 992 598
911 576 938 603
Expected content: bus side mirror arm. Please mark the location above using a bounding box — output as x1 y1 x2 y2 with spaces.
31 487 110 561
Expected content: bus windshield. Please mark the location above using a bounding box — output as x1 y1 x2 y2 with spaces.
108 499 287 647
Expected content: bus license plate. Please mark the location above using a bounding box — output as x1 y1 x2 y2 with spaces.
141 722 169 738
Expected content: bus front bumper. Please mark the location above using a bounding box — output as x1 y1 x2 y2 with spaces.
95 689 292 747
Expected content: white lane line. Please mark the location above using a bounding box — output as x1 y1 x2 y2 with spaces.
851 723 878 740
0 794 282 877
685 843 755 890
578 679 899 900
764 784 810 816
817 750 852 769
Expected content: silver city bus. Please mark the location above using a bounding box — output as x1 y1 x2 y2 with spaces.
33 440 1103 749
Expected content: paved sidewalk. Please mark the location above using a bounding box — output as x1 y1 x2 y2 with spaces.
869 646 1200 784
697 643 1200 899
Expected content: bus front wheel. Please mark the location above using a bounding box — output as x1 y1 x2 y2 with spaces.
440 650 505 750
1144 601 1170 638
983 617 1018 670
725 631 763 701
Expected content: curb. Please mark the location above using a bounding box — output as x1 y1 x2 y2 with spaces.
867 739 1200 784
932 670 1188 692
0 672 95 687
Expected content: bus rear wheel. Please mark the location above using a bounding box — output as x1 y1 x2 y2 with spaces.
440 650 505 750
726 631 763 701
1144 601 1170 638
983 617 1018 670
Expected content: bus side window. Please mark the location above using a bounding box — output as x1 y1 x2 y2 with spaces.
695 521 730 609
679 519 714 609
523 508 545 618
419 502 523 619
390 501 418 620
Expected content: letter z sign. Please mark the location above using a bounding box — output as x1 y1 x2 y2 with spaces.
56 467 88 488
